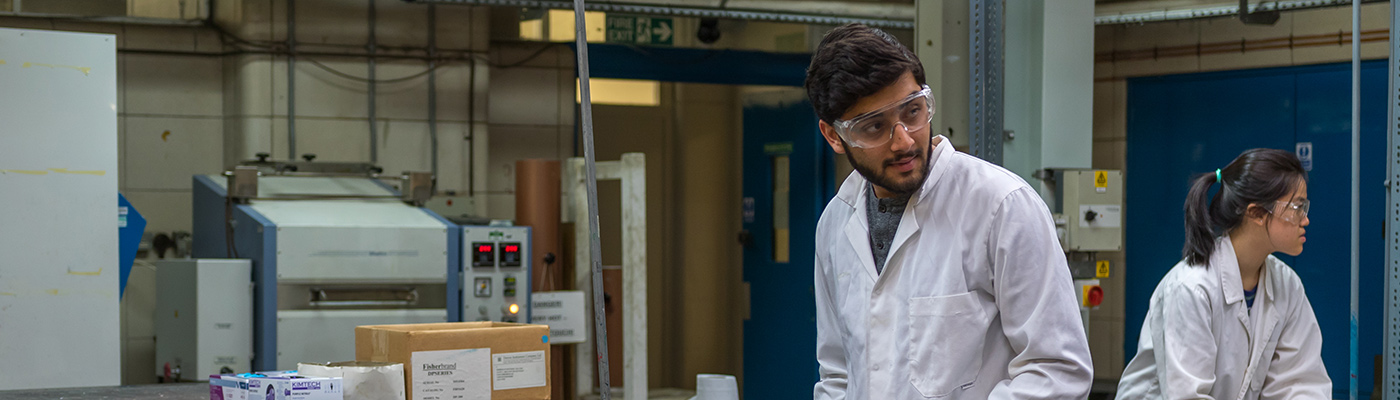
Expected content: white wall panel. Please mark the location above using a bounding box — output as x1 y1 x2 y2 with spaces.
0 27 121 390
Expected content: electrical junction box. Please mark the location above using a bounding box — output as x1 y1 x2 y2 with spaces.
1053 169 1123 252
154 259 253 381
462 226 531 323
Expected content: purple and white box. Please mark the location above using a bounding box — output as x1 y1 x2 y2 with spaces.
209 371 302 400
209 375 247 400
248 376 343 400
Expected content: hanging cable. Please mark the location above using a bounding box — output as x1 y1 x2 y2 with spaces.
303 58 446 83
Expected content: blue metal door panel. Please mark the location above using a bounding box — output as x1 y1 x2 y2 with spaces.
1292 62 1388 398
741 95 832 400
1127 61 1386 398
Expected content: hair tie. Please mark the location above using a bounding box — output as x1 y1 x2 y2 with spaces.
1215 168 1222 183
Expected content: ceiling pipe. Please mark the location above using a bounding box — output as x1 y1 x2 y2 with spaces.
1095 0 1385 25
403 0 914 30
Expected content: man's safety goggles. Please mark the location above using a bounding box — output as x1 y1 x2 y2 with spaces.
831 85 936 149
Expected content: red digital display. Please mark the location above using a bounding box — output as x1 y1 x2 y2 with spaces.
478 245 493 253
504 245 519 253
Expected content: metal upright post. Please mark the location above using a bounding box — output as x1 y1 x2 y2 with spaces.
1385 0 1400 398
1349 2 1360 399
570 0 613 399
969 0 1004 165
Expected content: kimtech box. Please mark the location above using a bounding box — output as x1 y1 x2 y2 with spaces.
247 376 343 400
356 322 551 400
210 371 300 400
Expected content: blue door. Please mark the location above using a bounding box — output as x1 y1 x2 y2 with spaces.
741 90 834 399
1126 61 1387 399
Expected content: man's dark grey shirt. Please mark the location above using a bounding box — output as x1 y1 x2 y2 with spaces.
865 183 910 274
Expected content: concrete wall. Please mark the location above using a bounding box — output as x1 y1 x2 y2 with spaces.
1090 2 1391 380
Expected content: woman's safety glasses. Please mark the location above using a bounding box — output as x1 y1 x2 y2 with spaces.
831 85 936 149
1267 199 1310 224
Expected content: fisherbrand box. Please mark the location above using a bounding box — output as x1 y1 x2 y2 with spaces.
356 322 551 400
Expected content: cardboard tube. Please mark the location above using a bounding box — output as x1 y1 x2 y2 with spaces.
514 159 561 291
514 159 563 399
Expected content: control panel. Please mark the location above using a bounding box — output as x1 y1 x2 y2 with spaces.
1050 169 1123 252
461 226 531 322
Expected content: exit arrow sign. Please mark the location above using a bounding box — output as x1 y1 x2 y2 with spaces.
605 15 674 46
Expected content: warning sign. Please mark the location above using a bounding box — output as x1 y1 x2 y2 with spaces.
1096 260 1110 278
1094 171 1108 188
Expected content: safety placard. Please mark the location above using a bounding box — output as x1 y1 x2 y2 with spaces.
1096 260 1110 278
1296 142 1313 171
605 15 674 46
1094 170 1108 193
529 291 587 344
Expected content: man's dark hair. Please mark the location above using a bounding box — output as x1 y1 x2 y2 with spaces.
804 24 926 124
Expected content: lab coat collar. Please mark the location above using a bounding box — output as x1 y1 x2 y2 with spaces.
885 137 952 266
1213 236 1280 306
834 136 952 281
1212 236 1246 306
1262 255 1281 304
843 199 880 280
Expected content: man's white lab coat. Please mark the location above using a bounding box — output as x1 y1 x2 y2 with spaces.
1116 236 1330 400
813 137 1093 400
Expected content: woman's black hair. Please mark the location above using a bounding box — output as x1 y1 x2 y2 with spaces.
1182 148 1307 265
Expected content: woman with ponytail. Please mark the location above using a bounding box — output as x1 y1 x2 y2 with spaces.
1117 149 1330 399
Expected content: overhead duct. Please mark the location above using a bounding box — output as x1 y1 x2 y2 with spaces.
402 0 915 30
1095 0 1385 25
1238 0 1280 25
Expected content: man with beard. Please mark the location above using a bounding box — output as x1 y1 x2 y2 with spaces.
806 24 1093 399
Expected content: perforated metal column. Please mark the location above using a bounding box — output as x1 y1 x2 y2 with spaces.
969 0 1004 165
1387 2 1400 398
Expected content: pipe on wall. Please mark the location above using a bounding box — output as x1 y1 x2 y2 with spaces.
368 0 379 164
428 3 439 187
287 0 297 160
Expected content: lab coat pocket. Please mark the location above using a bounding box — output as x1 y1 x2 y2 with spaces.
906 291 987 398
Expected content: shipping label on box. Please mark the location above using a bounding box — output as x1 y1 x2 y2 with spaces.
411 348 491 400
492 351 546 390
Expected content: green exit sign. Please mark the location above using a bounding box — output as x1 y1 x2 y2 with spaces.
605 15 674 46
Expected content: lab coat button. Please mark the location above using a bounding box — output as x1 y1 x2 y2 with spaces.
873 364 880 371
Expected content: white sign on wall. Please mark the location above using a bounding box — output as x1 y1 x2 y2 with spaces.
1296 142 1313 171
530 291 587 344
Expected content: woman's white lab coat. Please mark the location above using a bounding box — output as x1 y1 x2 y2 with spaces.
813 137 1093 400
1117 236 1330 400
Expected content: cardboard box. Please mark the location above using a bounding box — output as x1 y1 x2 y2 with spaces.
209 371 300 400
209 375 246 400
356 322 551 400
247 376 343 400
